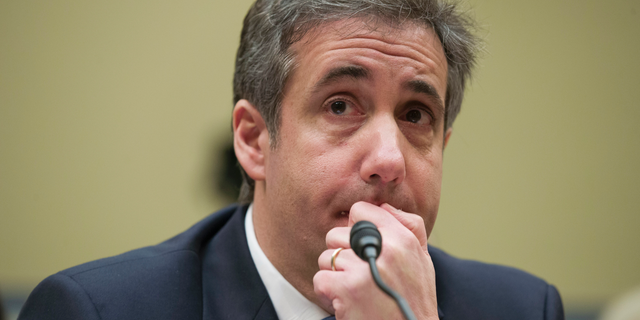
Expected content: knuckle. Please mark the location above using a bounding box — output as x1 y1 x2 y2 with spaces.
405 213 425 232
382 238 402 258
382 233 419 260
332 300 346 318
313 272 329 294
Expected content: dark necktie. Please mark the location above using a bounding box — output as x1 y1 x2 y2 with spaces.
322 317 335 320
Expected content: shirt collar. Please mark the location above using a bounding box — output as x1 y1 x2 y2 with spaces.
245 204 331 320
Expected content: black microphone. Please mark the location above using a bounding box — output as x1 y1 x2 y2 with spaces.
350 220 381 260
350 221 417 320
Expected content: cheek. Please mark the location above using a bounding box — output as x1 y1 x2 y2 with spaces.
298 138 357 196
406 149 443 208
269 127 356 202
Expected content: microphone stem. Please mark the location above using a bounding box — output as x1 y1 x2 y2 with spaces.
367 256 418 320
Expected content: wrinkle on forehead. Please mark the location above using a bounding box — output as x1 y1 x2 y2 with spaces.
322 37 444 79
290 19 448 90
301 19 444 59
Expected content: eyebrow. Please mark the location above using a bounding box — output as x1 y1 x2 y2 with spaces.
313 65 370 91
404 80 445 115
313 65 445 115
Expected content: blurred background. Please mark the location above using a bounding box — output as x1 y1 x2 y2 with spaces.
1 0 638 319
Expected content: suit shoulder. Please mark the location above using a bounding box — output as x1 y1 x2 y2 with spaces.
18 273 101 320
429 246 563 319
429 246 549 290
60 204 239 278
20 205 243 320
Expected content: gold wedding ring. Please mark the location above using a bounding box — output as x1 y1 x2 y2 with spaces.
331 247 344 271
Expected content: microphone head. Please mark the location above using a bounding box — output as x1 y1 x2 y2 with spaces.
350 220 382 260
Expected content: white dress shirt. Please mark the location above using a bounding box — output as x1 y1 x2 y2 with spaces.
245 204 331 320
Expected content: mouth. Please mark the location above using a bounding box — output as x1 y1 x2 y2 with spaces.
334 210 349 222
332 196 407 223
334 200 405 220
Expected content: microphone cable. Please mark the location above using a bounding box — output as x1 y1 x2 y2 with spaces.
350 221 418 320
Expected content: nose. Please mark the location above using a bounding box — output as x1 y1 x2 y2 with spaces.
359 116 406 185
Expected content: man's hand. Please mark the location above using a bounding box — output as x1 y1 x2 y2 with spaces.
313 201 439 320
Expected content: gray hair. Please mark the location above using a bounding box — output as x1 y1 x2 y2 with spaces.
233 0 481 204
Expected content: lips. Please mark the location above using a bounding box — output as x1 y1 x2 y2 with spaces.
334 210 349 220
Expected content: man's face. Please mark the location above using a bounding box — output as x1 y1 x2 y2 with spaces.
259 19 449 267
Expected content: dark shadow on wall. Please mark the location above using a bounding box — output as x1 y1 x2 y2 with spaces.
212 139 242 204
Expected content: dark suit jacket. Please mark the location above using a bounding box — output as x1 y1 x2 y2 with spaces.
19 205 564 319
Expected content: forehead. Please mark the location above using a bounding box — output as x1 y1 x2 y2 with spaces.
286 18 448 102
295 18 444 56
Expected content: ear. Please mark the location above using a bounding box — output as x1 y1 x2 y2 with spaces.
443 127 452 150
233 99 269 181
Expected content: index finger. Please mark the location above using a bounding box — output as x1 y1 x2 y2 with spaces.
347 201 386 227
347 201 404 231
347 201 428 251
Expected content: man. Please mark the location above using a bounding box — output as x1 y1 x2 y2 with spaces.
19 0 564 319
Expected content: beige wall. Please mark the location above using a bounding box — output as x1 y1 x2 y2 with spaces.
1 0 638 312
434 0 640 310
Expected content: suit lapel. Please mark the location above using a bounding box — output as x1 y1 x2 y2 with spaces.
202 205 279 320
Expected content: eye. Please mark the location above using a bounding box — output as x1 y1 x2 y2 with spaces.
330 100 348 115
322 96 364 125
400 108 433 126
406 109 422 123
325 98 358 116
